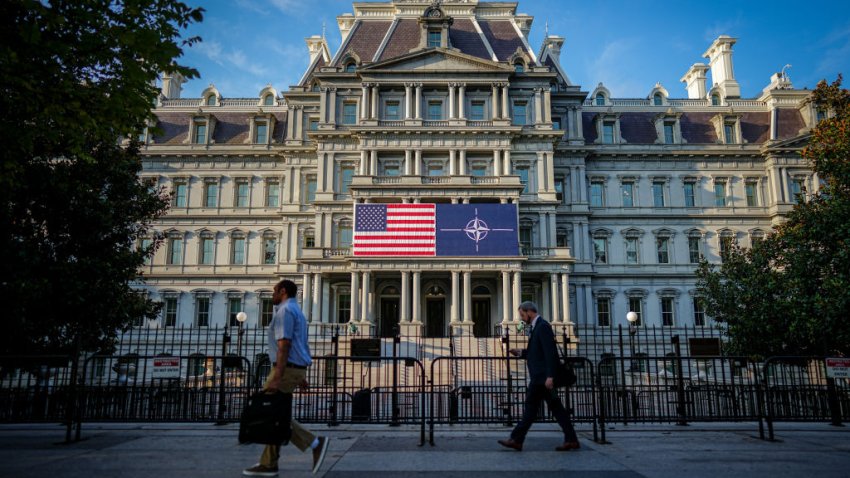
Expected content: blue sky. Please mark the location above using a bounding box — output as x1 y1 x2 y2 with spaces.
178 0 850 99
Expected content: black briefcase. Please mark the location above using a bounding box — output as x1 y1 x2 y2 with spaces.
239 391 292 445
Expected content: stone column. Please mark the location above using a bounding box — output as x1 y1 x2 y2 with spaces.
493 150 501 177
451 271 460 324
328 88 337 126
550 273 560 323
462 271 472 323
414 149 422 176
412 271 422 323
370 150 378 176
448 83 456 119
360 271 371 323
546 152 555 192
503 150 511 176
302 273 312 321
360 150 368 175
361 84 370 120
312 274 323 324
537 152 546 195
350 271 360 323
544 89 552 124
286 106 295 140
561 273 571 325
404 150 412 176
511 271 521 322
370 85 379 120
449 149 456 176
319 87 327 122
548 212 557 247
534 88 543 125
459 150 467 175
501 270 511 324
415 84 422 120
501 84 510 122
404 84 413 120
458 84 466 119
401 271 410 323
491 83 500 119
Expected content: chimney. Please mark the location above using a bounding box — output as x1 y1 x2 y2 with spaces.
305 35 328 63
680 64 709 99
703 35 741 98
160 71 186 99
541 35 564 61
337 14 355 43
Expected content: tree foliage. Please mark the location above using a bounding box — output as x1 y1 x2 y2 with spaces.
696 76 850 358
0 0 203 355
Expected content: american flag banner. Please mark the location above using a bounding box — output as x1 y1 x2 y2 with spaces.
353 203 436 256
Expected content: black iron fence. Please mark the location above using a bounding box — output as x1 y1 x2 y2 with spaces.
2 328 849 445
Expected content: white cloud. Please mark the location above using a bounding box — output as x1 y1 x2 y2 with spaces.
234 0 270 15
586 39 645 97
703 16 744 43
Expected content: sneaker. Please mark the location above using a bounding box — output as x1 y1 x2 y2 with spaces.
312 436 330 474
243 463 278 476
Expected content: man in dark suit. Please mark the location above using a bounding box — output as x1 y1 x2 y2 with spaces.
498 301 579 452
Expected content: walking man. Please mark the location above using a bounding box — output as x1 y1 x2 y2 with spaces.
498 301 579 452
244 279 330 476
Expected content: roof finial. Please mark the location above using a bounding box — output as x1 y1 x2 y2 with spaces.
322 21 326 40
545 21 549 38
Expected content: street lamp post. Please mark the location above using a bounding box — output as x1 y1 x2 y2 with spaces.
626 311 638 372
236 311 248 358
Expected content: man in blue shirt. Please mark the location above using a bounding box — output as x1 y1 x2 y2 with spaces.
244 280 330 476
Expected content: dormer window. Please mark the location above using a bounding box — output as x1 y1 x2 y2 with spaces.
711 114 741 145
724 122 735 144
262 94 274 106
595 93 605 106
255 119 268 144
653 93 663 106
344 62 356 73
711 94 720 106
654 113 682 145
206 95 217 106
514 62 525 73
192 117 208 144
427 30 441 48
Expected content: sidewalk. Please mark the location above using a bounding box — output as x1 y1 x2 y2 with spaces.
1 422 848 478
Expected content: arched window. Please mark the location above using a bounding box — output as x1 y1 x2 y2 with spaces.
514 62 524 73
472 286 490 295
653 93 663 106
344 62 356 73
595 93 605 106
206 95 217 106
311 82 320 92
263 94 274 106
711 94 720 106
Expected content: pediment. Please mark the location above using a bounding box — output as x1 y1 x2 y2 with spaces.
764 133 811 151
362 49 510 72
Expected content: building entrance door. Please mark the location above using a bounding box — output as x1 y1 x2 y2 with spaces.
426 298 446 337
472 298 491 337
379 298 399 338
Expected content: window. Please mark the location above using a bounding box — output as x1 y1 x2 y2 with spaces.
519 223 533 252
816 109 826 123
261 298 274 327
714 181 727 207
621 181 634 207
196 297 210 327
337 221 353 247
596 298 611 327
385 101 400 120
163 297 178 327
517 167 529 194
653 93 663 106
657 237 670 264
790 178 805 203
204 181 218 208
593 237 608 264
167 236 182 265
228 298 242 327
661 297 675 326
595 93 605 106
663 122 675 144
683 182 696 207
688 236 702 263
309 118 319 131
552 118 561 129
263 94 274 106
173 181 187 208
305 176 317 203
628 297 643 326
512 101 527 126
514 62 524 73
719 235 733 261
231 237 245 265
303 229 315 248
470 164 486 177
711 94 720 106
556 228 569 248
428 163 444 177
590 181 605 207
724 123 735 144
751 230 765 246
235 181 249 208
625 238 639 264
200 236 214 265
555 175 565 203
255 121 268 144
427 30 441 48
263 237 277 265
652 181 665 207
337 293 351 323
140 238 152 265
340 167 354 194
470 101 485 120
266 181 280 207
383 163 400 177
344 62 356 73
693 298 706 327
206 95 216 106
427 101 442 120
193 121 207 144
342 102 357 124
602 121 615 144
745 182 758 206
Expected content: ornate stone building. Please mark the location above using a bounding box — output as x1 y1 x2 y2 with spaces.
136 0 816 339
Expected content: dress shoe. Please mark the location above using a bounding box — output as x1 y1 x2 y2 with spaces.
497 438 523 451
555 441 580 451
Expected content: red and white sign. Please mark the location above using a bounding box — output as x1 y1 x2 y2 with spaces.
825 357 850 379
152 357 180 379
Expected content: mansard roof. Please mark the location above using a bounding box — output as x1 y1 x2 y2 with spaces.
377 19 419 62
150 112 287 146
479 20 533 64
334 20 393 66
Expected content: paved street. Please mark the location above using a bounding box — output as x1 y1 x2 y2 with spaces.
1 422 849 478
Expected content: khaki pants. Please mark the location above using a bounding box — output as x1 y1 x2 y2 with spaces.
259 368 316 467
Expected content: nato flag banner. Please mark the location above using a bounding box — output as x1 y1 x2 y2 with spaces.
435 204 519 256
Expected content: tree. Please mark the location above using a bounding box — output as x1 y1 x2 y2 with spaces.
696 76 850 359
0 0 203 355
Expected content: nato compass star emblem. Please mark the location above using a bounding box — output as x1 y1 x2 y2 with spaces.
440 208 514 252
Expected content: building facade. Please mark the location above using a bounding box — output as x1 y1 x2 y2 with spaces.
136 0 817 339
